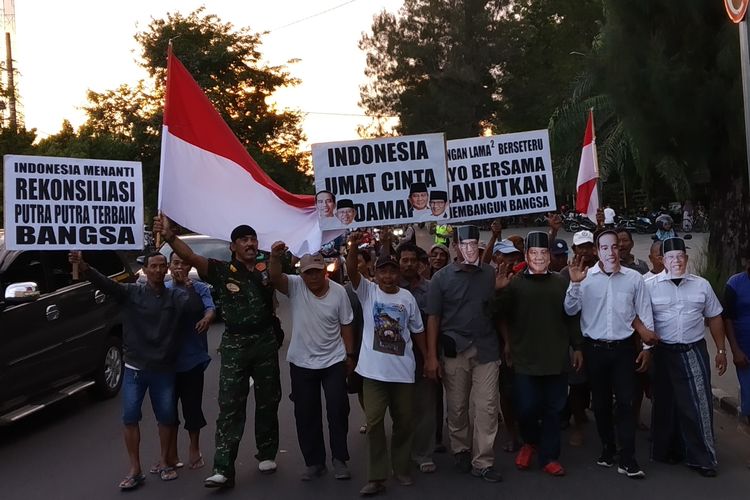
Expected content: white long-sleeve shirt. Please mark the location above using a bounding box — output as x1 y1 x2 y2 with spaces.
564 264 654 341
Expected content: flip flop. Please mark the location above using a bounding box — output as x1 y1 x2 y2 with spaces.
159 467 178 481
189 456 205 470
119 473 145 490
150 462 183 474
419 462 437 473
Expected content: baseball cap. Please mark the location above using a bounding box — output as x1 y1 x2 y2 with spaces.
551 239 569 255
573 230 594 246
375 254 399 269
299 253 325 273
493 239 521 255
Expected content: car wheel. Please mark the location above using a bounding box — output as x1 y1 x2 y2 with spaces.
93 336 123 399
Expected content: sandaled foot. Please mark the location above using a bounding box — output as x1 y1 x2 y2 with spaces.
189 456 205 470
159 467 178 481
419 462 437 473
119 473 145 490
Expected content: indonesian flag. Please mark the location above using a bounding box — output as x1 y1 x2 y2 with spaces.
575 110 599 222
158 51 331 256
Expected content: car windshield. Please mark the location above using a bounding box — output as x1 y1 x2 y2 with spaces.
159 237 231 262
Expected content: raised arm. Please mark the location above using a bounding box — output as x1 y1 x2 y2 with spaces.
345 231 364 290
68 251 129 301
482 219 502 264
268 241 290 295
153 213 209 278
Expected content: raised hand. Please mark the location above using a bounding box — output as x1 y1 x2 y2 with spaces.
270 241 287 258
491 219 502 238
568 255 589 283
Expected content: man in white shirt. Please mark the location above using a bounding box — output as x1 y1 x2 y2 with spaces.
268 246 355 481
604 204 616 227
346 232 427 496
564 230 657 479
645 237 727 477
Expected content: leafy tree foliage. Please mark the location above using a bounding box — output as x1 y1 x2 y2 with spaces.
359 0 501 139
79 8 312 215
596 0 746 275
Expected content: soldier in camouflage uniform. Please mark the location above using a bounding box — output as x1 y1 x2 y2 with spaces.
153 216 281 489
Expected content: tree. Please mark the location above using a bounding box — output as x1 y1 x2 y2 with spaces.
596 0 746 277
495 0 602 133
81 8 312 215
359 0 501 139
0 125 37 223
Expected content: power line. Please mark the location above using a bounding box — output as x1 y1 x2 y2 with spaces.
267 0 361 33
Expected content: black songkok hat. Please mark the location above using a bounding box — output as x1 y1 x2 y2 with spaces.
457 225 480 242
230 224 257 242
525 231 549 250
409 182 427 195
662 237 686 254
430 190 448 201
336 199 355 210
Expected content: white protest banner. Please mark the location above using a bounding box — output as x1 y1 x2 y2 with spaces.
3 155 144 250
312 133 448 230
446 129 556 222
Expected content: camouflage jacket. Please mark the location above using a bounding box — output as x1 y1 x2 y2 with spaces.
205 258 274 332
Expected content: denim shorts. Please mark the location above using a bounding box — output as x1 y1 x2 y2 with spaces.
122 367 177 426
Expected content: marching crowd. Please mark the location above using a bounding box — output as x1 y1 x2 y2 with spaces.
66 211 750 495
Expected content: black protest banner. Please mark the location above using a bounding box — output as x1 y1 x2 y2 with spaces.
3 155 144 249
311 133 449 230
445 130 556 222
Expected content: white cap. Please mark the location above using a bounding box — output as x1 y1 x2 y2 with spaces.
573 230 594 246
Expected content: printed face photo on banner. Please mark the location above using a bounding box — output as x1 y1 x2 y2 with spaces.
3 155 144 250
444 129 556 224
311 133 449 230
316 190 336 218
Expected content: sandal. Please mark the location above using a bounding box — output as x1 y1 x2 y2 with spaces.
159 466 178 481
119 473 145 490
419 461 437 473
150 461 183 474
189 456 205 470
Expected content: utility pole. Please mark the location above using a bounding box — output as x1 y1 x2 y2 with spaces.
1 0 15 131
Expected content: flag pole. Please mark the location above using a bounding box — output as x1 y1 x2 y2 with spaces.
590 108 603 210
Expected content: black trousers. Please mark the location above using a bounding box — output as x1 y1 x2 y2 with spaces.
289 362 350 466
175 362 207 431
583 339 637 465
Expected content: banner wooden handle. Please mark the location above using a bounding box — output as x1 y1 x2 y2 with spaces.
72 262 79 281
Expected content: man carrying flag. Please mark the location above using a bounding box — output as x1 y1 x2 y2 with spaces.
576 110 599 222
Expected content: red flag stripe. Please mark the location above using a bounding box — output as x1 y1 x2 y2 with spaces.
582 111 594 148
575 178 597 214
164 52 313 209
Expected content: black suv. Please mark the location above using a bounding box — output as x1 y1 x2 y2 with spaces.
0 230 136 424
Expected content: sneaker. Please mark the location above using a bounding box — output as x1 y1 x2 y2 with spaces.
596 450 615 468
301 464 327 481
617 462 646 479
471 466 503 483
204 473 234 489
395 474 413 486
359 481 386 496
259 460 278 474
333 459 351 480
454 450 472 473
689 466 717 478
515 444 536 470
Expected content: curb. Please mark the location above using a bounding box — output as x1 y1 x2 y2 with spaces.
712 387 740 417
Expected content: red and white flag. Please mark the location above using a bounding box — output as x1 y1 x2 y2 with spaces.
575 110 599 222
158 51 332 255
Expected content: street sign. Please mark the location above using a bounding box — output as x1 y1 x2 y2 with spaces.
726 0 750 23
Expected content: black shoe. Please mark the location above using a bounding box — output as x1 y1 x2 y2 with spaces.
690 466 718 478
471 466 503 483
596 450 615 468
617 462 646 479
454 451 472 473
434 443 447 454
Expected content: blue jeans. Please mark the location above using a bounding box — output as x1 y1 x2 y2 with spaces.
122 367 177 426
513 373 568 466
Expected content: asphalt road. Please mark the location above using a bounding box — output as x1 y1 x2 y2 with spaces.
2 227 749 500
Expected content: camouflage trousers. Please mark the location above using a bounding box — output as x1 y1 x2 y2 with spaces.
213 328 281 479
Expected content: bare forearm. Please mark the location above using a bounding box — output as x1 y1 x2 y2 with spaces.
346 245 361 289
341 323 354 355
413 332 427 360
427 315 440 359
724 319 742 353
167 234 208 277
708 316 727 351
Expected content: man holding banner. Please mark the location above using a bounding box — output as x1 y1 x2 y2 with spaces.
153 215 281 489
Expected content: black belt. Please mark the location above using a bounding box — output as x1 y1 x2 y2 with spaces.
584 336 633 347
656 338 706 352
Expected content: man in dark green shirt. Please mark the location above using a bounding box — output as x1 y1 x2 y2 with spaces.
499 231 582 477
